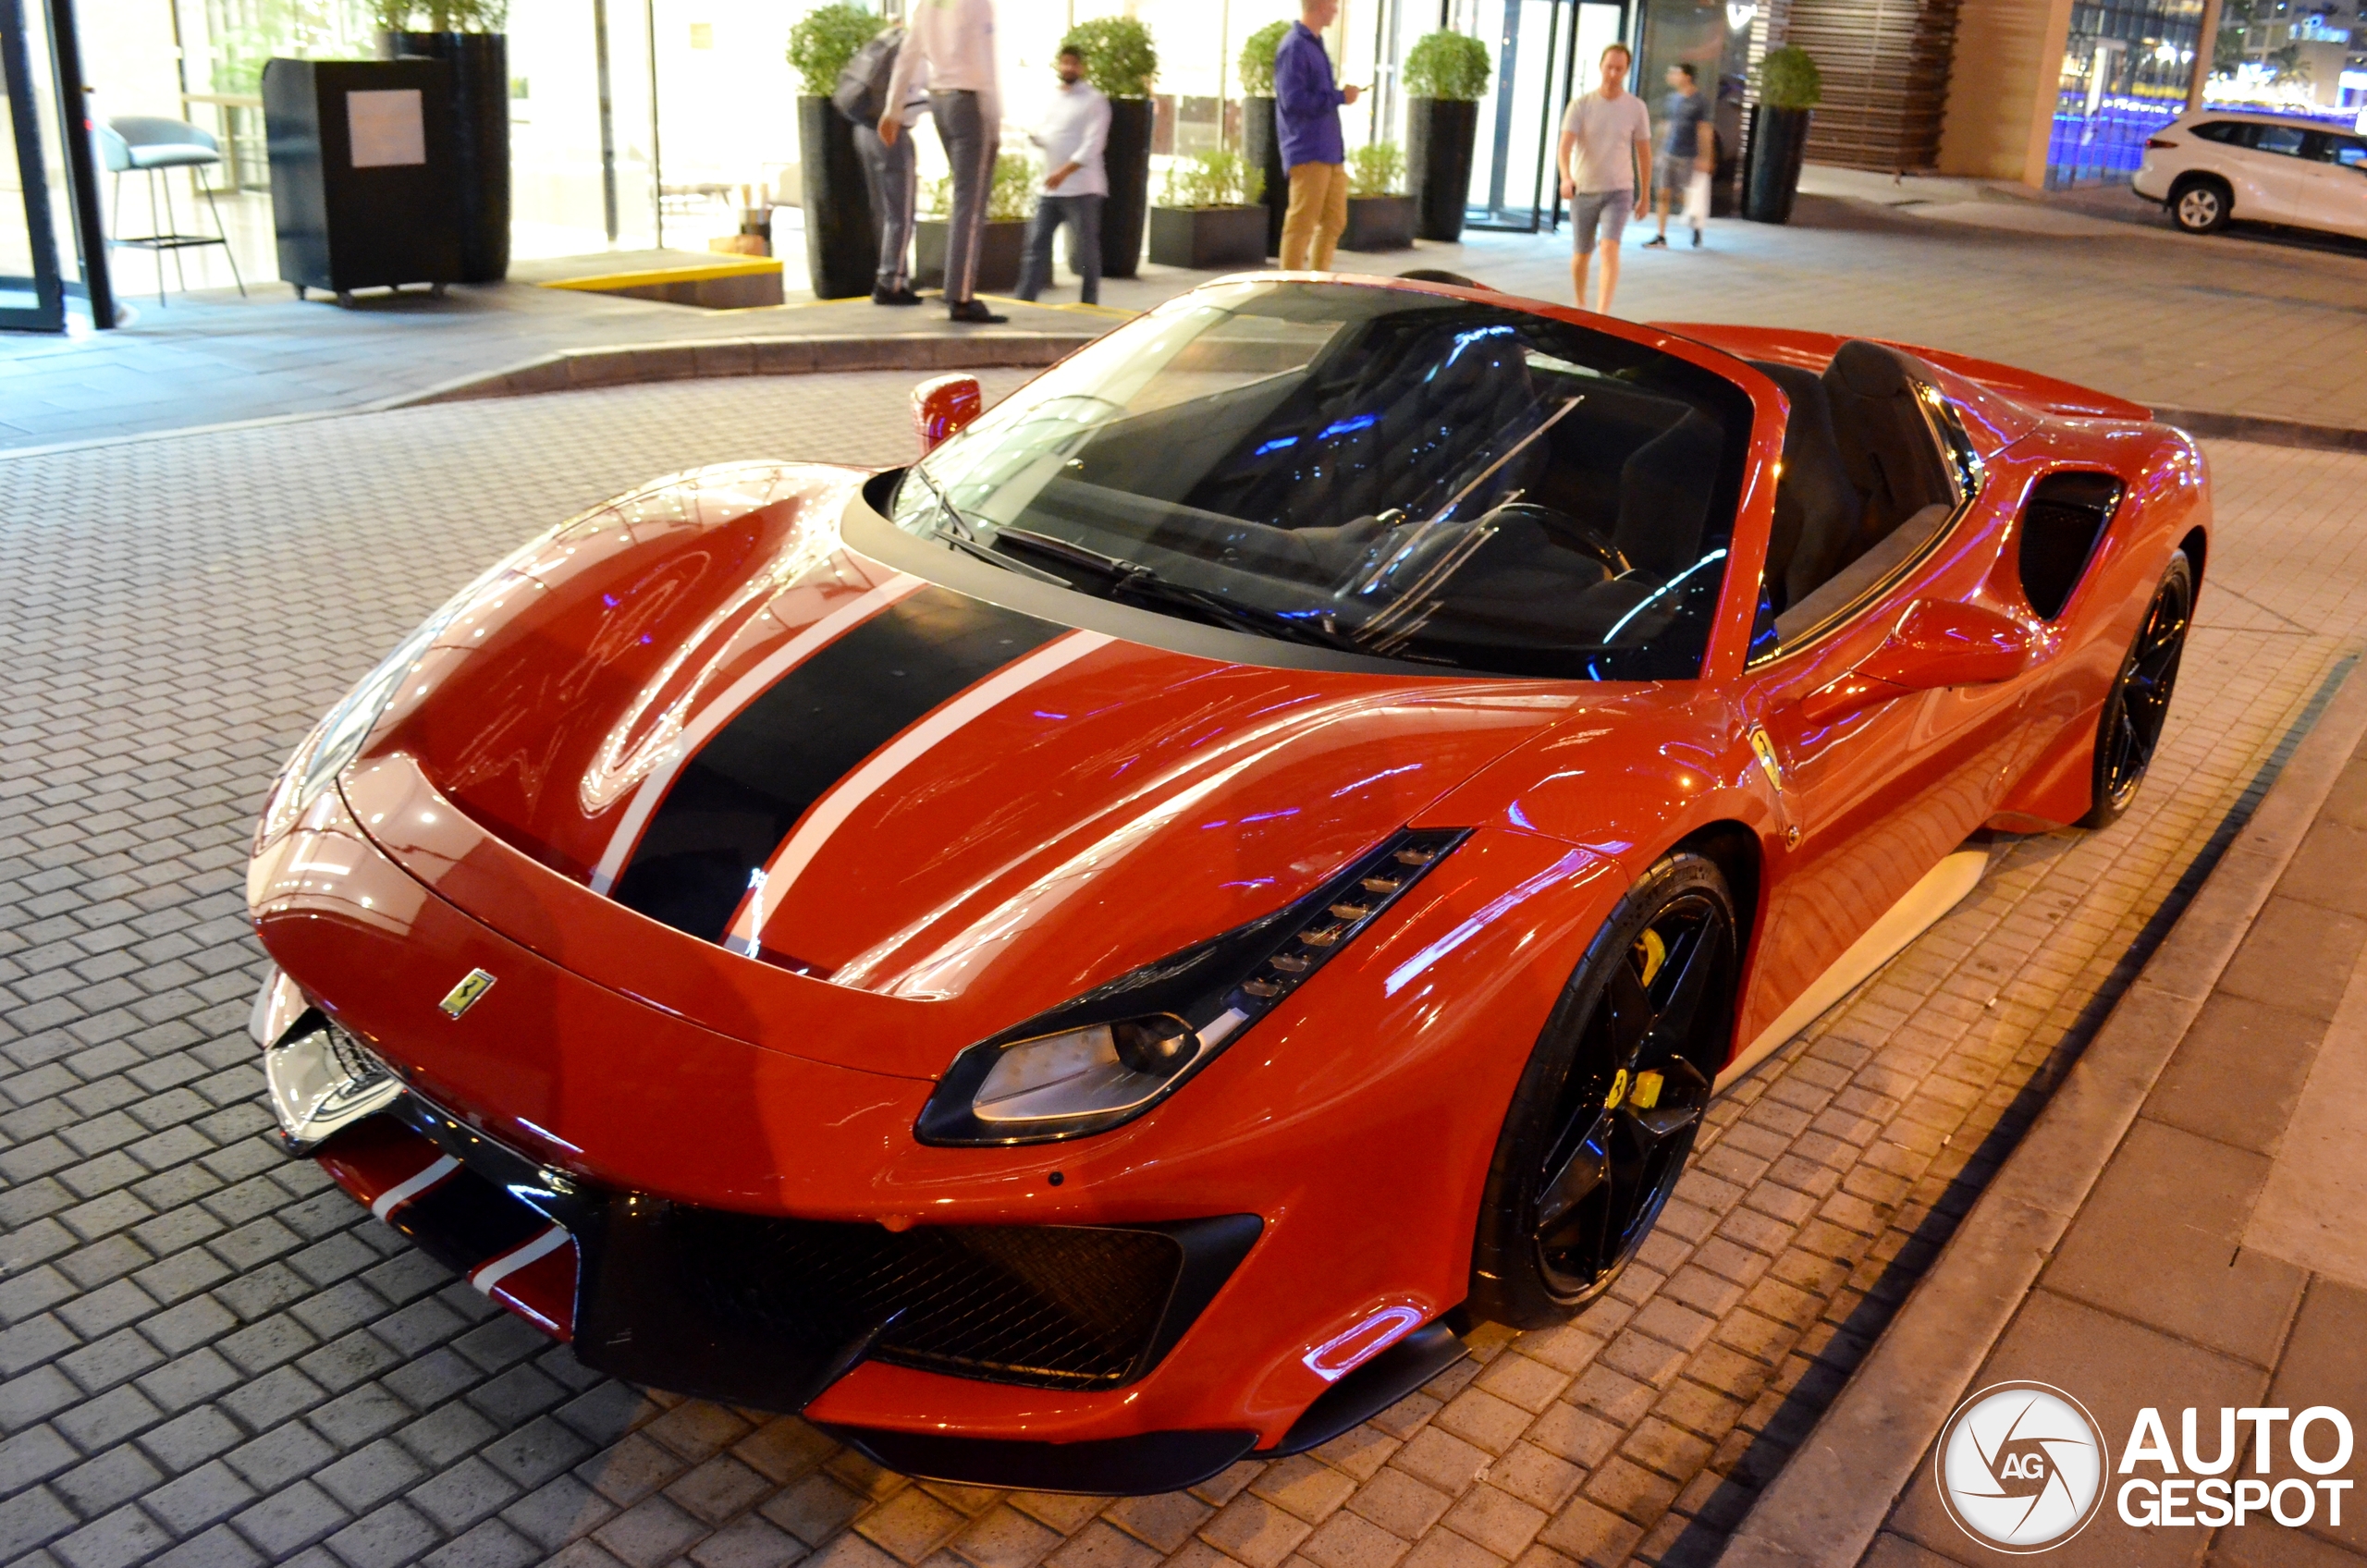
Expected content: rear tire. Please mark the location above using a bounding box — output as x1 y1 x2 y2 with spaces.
2170 178 2232 235
2079 550 2193 828
1467 851 1738 1329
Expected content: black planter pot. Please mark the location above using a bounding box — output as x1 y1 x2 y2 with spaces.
1240 96 1288 257
1101 97 1152 278
1147 206 1267 270
799 95 877 299
1743 104 1812 224
914 218 1025 293
376 31 509 282
1340 194 1416 251
1405 98 1478 243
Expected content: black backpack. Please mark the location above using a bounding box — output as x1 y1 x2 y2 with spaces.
834 27 905 126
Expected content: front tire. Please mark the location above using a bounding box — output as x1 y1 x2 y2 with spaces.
2170 178 2232 234
2079 550 2193 828
1467 851 1738 1328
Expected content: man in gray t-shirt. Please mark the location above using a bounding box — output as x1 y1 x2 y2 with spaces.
1557 42 1652 316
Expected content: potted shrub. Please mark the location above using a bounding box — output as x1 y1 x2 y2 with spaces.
374 0 509 282
788 1 882 298
1402 30 1488 242
1744 45 1821 224
1340 141 1415 251
1148 149 1267 269
1236 20 1289 257
915 153 1034 293
1061 15 1156 279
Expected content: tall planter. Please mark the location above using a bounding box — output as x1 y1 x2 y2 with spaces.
375 31 509 282
1240 96 1288 257
798 94 877 299
1102 96 1153 278
1743 104 1812 224
1405 99 1477 242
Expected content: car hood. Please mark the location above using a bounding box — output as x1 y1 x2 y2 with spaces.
358 463 1595 1064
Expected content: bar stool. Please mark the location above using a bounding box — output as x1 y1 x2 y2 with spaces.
99 116 247 305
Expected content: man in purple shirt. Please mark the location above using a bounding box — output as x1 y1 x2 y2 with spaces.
1274 0 1360 271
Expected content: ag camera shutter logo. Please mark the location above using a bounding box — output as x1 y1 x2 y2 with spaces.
1936 1381 2110 1552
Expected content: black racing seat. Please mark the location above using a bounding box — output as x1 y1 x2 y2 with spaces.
1612 410 1726 581
1748 361 1862 613
1821 338 1958 545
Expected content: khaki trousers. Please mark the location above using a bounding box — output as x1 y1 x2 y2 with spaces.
1281 161 1349 271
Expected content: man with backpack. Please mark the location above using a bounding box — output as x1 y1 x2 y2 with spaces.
881 0 1006 323
836 25 926 305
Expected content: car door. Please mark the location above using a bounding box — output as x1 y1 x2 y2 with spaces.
1734 410 2051 1045
2295 130 2367 238
2232 122 2316 221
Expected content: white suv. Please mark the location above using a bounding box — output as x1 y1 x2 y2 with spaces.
2132 109 2367 239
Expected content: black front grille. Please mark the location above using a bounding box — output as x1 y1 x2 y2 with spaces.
674 1210 1184 1390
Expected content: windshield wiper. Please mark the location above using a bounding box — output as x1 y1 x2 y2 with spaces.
901 471 1067 586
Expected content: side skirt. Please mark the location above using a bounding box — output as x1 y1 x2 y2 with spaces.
1713 843 1994 1094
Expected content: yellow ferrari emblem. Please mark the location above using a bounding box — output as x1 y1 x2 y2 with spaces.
1748 727 1784 792
438 968 497 1020
1604 1068 1629 1110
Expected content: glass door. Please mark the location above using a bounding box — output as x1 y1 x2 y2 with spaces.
1 0 64 328
1465 0 1625 232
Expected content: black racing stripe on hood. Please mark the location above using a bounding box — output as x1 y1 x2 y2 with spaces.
611 585 1065 943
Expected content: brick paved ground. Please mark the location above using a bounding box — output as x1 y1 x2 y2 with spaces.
4 376 2366 1568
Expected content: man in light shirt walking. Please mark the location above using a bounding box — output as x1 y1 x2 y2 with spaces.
882 0 1006 323
1015 46 1109 305
1557 42 1652 315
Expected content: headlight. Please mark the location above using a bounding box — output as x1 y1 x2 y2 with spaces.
917 828 1466 1145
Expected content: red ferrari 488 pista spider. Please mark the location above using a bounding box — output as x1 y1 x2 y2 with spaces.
246 276 2204 1492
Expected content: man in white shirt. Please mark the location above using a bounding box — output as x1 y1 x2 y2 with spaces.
882 0 1005 323
1015 47 1110 304
1557 43 1652 316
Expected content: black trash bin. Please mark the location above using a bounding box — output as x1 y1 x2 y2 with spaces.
264 57 464 301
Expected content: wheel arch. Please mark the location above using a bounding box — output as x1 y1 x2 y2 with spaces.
2179 523 2208 589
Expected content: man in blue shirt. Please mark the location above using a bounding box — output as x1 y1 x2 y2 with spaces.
1274 0 1360 271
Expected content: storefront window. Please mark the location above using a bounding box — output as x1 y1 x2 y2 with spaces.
2047 0 2204 187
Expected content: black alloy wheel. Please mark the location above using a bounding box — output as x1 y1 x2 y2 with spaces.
2081 550 2193 828
2171 178 2231 235
1468 853 1737 1326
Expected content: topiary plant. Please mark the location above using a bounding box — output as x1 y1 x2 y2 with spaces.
1758 44 1822 108
1237 20 1288 97
1061 15 1156 98
1402 31 1489 100
372 0 505 31
1349 141 1404 195
786 1 882 98
922 153 1039 222
1160 148 1263 208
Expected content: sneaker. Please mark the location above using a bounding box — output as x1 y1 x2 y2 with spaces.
947 300 1008 324
872 286 923 305
1691 227 1703 248
1642 234 1668 248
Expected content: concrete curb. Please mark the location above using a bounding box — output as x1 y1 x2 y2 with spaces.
386 331 1102 410
1711 655 2367 1568
2153 407 2367 454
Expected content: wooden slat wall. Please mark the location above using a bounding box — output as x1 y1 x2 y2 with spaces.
1776 0 1962 170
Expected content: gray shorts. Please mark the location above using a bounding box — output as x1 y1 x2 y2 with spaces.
1654 151 1694 197
1571 189 1634 254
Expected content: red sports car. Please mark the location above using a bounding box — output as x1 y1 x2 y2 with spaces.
246 276 2204 1493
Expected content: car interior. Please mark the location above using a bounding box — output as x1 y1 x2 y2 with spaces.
1746 338 1963 649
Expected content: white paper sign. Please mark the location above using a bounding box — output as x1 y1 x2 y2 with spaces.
348 89 425 168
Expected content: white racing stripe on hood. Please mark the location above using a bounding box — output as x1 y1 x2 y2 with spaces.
724 631 1117 955
586 574 926 895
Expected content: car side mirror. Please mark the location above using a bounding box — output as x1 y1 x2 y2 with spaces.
1799 600 2029 724
913 374 983 458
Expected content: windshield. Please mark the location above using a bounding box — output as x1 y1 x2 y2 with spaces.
889 280 1756 679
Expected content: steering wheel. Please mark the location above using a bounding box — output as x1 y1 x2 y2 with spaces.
1480 502 1630 578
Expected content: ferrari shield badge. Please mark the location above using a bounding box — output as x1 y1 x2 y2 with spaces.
438 968 497 1020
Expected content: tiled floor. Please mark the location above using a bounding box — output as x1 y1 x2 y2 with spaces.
4 375 2367 1568
10 174 2367 451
